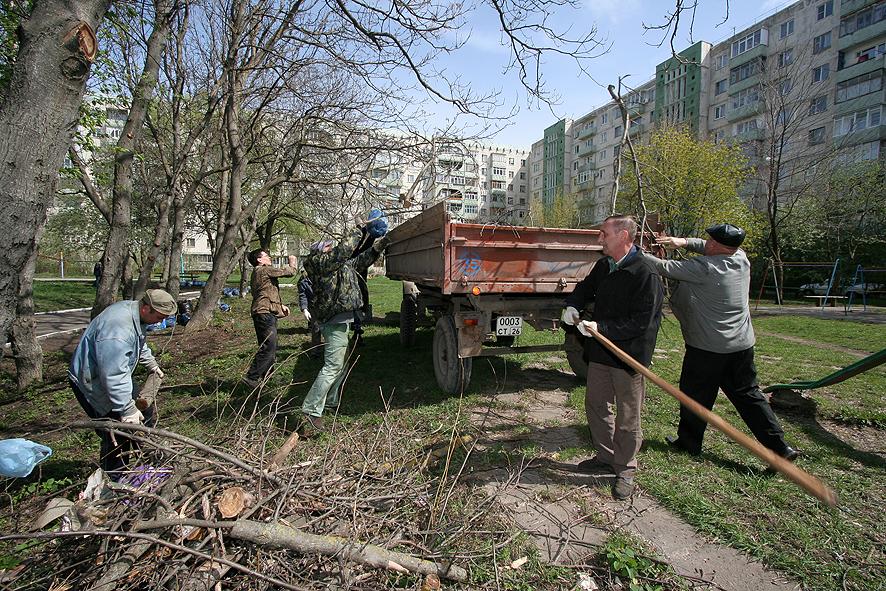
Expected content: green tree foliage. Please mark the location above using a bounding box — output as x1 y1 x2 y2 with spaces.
0 1 33 100
620 125 763 249
783 160 886 268
531 189 581 228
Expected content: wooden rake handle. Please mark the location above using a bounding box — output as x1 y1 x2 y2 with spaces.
585 325 838 507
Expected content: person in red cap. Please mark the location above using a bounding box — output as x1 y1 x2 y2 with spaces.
642 224 798 461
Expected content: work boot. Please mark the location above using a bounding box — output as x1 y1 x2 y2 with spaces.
241 377 260 390
612 477 635 500
576 456 614 474
298 414 324 438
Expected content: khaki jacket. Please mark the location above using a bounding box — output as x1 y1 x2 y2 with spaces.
250 264 296 316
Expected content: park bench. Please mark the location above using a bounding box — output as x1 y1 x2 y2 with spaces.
804 295 845 307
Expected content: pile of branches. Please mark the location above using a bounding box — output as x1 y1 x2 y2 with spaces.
0 404 495 590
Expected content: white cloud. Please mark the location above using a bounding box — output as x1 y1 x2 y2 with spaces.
586 0 642 24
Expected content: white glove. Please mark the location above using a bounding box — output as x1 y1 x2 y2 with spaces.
303 309 312 322
121 406 144 425
577 320 598 338
560 306 580 326
281 305 291 317
152 366 164 380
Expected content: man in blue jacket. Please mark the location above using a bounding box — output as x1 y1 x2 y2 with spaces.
563 215 664 500
69 289 178 477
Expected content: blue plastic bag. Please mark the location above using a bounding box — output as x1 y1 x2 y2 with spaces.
366 208 388 238
0 439 52 477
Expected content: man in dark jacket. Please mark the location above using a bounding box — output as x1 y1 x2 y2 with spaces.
299 216 388 436
563 215 664 499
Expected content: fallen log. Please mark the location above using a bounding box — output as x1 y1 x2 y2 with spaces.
229 520 468 582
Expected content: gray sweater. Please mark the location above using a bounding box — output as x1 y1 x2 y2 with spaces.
643 238 755 354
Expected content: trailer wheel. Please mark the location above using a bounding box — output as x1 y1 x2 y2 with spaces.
400 295 418 347
564 332 588 381
433 316 472 394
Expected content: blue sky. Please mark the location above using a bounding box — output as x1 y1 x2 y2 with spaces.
440 0 792 147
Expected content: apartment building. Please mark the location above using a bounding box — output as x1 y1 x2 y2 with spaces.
530 0 886 225
416 141 531 223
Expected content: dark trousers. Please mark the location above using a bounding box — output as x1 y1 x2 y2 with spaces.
676 345 788 455
248 313 278 381
70 379 155 476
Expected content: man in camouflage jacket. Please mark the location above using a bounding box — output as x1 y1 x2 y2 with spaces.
299 227 388 434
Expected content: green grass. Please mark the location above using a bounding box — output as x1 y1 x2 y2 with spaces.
4 276 884 591
32 281 97 312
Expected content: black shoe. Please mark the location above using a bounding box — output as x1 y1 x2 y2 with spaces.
241 377 260 390
666 436 701 456
780 446 800 462
576 456 614 474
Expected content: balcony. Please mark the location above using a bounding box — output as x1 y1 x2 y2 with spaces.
727 101 762 122
575 124 597 140
727 74 761 95
628 122 645 136
836 52 886 83
832 122 886 146
577 143 595 157
729 43 767 67
841 0 879 14
833 89 884 116
838 17 886 51
733 127 763 142
577 162 594 173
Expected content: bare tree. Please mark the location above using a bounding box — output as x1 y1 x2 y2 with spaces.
0 0 109 388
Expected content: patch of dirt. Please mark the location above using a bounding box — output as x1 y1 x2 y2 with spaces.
818 420 886 457
467 381 801 591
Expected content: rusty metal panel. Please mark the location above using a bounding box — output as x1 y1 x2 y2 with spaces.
385 203 603 294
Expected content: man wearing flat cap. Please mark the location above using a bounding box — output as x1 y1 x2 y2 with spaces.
642 224 798 461
69 289 177 477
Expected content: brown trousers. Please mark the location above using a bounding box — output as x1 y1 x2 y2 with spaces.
585 362 646 479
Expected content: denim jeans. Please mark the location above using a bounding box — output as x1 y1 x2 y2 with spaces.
301 322 350 417
247 313 278 381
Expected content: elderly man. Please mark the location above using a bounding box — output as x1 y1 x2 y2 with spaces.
299 212 388 437
643 224 798 461
69 289 178 476
562 215 664 500
243 249 297 389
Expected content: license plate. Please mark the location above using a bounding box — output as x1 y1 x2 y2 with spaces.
495 316 522 336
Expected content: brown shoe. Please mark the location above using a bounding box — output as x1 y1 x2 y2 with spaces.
612 477 635 500
298 414 324 438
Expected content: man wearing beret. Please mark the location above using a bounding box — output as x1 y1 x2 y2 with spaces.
642 224 798 461
69 289 177 477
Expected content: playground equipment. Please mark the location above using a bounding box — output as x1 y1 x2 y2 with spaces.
755 259 841 309
845 265 886 311
763 347 886 393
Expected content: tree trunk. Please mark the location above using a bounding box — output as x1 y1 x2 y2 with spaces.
92 0 176 317
133 191 173 300
165 194 186 300
12 234 43 389
0 0 110 356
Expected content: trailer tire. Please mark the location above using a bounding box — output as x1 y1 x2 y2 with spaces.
564 332 588 381
433 316 472 394
400 296 418 347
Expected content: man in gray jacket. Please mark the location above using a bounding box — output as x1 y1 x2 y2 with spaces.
69 289 178 476
643 224 798 460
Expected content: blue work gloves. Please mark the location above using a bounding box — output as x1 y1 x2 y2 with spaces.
366 208 389 238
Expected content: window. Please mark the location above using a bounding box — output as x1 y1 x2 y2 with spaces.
836 71 883 103
492 166 505 176
186 238 196 248
715 79 727 94
813 32 831 54
613 125 623 137
519 185 526 193
812 63 830 82
508 158 514 165
491 180 505 189
602 112 609 124
508 170 514 178
779 78 793 95
731 29 765 58
715 53 729 69
780 19 794 39
778 49 794 67
817 1 833 20
519 172 526 179
734 119 758 135
809 95 828 115
731 86 759 110
463 204 478 214
714 104 726 119
833 106 882 136
808 127 826 145
838 2 886 37
730 59 762 84
714 129 726 142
